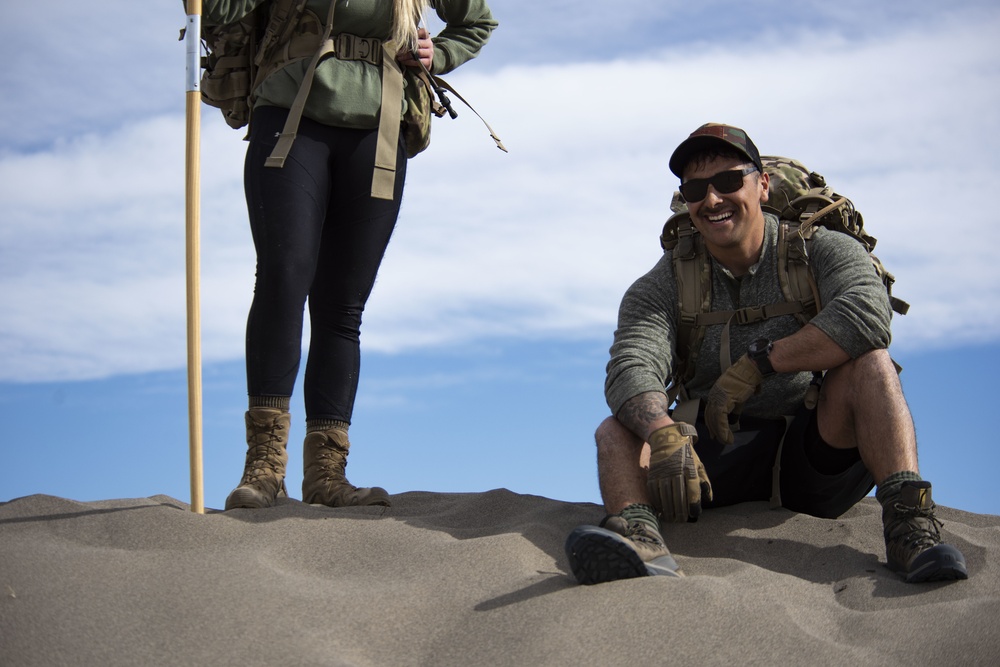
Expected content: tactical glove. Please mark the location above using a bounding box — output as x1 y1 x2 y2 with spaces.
705 354 763 445
646 422 713 523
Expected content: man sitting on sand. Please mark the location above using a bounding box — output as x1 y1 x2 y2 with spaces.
565 123 968 585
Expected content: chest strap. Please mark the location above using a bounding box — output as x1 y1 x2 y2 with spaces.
692 301 806 372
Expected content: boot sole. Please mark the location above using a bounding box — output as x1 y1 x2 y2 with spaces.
564 525 682 585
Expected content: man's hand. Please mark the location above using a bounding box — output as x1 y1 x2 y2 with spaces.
646 422 713 522
396 27 434 70
705 354 763 445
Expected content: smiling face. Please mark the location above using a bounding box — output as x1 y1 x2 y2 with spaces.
682 154 770 271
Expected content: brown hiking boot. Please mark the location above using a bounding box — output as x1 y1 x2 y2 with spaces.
301 426 390 507
564 514 683 585
224 408 290 510
882 481 967 583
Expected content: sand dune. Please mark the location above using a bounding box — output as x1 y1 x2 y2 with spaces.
2 490 997 666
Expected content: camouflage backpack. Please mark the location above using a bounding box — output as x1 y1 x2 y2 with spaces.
659 156 909 408
182 0 307 130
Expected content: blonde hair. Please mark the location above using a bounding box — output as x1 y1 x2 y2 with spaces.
391 0 430 50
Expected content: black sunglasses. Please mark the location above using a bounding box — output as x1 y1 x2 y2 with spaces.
679 166 758 203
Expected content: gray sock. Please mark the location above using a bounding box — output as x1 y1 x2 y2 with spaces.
875 470 923 506
620 503 662 535
249 395 291 411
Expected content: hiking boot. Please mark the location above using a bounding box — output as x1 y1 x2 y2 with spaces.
882 481 968 583
564 514 683 585
224 408 290 510
301 426 391 507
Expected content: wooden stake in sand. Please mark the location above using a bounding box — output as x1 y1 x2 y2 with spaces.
184 0 205 514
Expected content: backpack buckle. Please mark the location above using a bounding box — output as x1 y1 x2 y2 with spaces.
736 306 765 325
334 33 383 65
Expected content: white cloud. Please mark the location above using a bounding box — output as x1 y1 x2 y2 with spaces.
1 5 998 381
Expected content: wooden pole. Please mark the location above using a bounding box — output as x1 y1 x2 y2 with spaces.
184 0 205 514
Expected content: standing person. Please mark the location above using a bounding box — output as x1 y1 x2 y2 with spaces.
207 0 498 510
565 123 968 584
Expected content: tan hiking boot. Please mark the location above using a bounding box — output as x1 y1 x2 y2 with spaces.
564 513 683 585
301 426 390 507
224 408 291 510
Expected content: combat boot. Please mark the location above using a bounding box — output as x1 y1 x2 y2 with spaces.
301 425 390 507
224 407 290 510
882 480 968 583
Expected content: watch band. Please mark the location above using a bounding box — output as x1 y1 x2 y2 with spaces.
749 338 775 376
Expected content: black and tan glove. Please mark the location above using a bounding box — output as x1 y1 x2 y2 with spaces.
646 422 713 523
705 354 764 445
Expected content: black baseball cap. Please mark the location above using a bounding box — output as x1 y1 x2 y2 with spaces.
669 123 763 178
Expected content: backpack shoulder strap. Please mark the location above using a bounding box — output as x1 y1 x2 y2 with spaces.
661 212 712 403
263 0 339 169
776 214 821 326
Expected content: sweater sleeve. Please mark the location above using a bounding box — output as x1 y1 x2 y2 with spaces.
806 227 893 357
429 0 498 74
604 255 679 416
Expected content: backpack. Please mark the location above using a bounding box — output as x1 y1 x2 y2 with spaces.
659 156 909 409
182 0 307 130
182 0 505 162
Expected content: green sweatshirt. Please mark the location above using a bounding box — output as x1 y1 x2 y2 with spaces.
202 0 497 129
605 213 894 420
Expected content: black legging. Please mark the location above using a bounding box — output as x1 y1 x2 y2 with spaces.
243 105 407 423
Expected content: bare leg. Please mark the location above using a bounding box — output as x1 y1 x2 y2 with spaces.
595 416 654 514
816 349 919 484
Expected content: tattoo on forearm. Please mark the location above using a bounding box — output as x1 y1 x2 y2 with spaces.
617 392 670 438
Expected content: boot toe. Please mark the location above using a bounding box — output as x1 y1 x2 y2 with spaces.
902 543 968 583
225 486 276 510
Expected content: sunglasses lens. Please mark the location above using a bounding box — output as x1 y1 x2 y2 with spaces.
679 169 750 202
714 170 744 194
679 180 707 202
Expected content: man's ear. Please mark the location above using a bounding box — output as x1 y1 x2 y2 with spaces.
758 170 770 204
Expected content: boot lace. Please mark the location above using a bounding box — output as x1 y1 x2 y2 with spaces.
625 521 666 549
241 420 286 485
242 444 283 482
888 502 943 550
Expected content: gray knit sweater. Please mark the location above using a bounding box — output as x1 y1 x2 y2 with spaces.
605 213 893 419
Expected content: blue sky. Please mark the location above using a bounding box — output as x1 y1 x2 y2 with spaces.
2 1 999 515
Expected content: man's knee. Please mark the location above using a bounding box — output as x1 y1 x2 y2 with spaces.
824 349 897 397
595 416 623 447
595 416 642 450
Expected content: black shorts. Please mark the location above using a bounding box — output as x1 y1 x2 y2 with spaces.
687 405 874 519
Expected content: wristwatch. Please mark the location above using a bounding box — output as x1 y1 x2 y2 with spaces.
748 337 775 376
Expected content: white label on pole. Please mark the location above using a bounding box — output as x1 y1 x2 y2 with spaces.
185 14 202 93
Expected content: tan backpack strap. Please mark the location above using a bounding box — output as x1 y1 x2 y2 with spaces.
430 76 507 153
413 67 447 117
769 415 795 509
673 217 712 386
670 398 700 427
686 300 805 372
264 0 338 168
371 42 405 200
777 218 820 325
